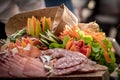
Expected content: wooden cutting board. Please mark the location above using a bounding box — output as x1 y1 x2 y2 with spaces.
0 71 109 80
18 69 108 80
48 70 109 80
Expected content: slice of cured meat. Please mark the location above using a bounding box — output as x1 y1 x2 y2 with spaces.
8 62 25 77
54 55 87 69
42 48 107 76
23 58 46 77
0 52 46 77
0 66 10 77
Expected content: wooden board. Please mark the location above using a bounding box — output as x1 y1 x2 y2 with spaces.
0 70 109 80
48 70 109 80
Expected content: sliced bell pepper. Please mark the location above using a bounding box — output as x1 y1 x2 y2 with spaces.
46 17 52 30
29 18 34 36
27 18 31 34
65 38 74 49
21 41 27 47
35 20 42 37
41 16 45 32
32 16 37 35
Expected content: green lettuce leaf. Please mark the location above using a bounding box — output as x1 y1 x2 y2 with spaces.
49 43 64 49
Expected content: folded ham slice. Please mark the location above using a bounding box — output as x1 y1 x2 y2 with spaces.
23 58 46 77
0 51 46 77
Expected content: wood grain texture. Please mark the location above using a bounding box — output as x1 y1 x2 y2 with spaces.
48 70 109 80
0 70 109 80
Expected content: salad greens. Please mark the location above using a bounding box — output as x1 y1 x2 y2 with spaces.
89 39 116 72
59 25 116 72
49 43 64 49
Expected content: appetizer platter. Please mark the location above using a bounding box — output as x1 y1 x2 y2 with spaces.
0 5 115 80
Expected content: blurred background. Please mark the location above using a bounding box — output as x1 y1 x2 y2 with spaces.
72 0 120 44
0 0 119 45
0 0 120 46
